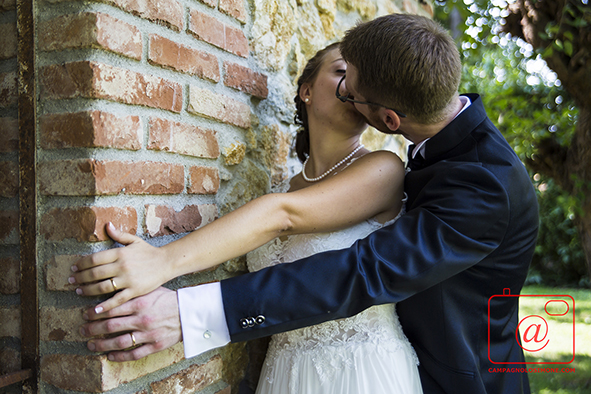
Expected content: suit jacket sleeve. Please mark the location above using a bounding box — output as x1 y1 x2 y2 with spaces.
220 162 510 342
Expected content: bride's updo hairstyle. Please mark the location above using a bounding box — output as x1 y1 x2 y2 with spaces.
294 42 341 163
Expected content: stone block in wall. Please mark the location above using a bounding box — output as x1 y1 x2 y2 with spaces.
45 254 79 291
149 35 220 82
188 86 251 129
0 0 15 11
188 166 220 194
40 306 87 342
40 61 183 113
0 160 18 197
188 10 248 57
144 204 217 237
0 117 18 152
39 159 185 196
223 62 268 99
40 343 185 392
0 71 17 108
39 12 142 60
150 355 222 394
0 256 19 294
219 0 247 23
40 206 137 242
0 347 20 375
222 142 246 166
40 111 142 150
0 306 20 338
0 210 18 245
148 118 220 158
0 22 17 60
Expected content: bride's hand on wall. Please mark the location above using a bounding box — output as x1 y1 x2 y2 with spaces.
70 222 171 314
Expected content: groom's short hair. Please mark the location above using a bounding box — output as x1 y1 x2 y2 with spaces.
340 13 462 124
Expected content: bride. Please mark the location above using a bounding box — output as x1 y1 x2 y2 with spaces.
71 43 423 393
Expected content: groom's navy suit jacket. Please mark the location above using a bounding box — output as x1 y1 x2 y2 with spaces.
221 94 538 394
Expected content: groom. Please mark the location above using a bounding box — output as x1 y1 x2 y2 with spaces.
82 14 538 393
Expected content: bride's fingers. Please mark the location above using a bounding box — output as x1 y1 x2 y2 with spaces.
72 248 120 273
74 277 122 296
92 290 133 315
105 222 140 246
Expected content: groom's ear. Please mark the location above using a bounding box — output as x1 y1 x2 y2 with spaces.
382 109 401 132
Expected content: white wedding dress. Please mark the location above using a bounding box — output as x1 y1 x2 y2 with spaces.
247 200 423 394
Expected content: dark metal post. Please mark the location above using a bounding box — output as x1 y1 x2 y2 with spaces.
17 0 38 389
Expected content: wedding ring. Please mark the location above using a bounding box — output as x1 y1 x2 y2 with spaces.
110 278 118 292
130 332 136 347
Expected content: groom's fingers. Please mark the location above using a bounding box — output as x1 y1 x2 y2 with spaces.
105 343 165 362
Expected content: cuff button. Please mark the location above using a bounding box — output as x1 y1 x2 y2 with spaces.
255 315 265 325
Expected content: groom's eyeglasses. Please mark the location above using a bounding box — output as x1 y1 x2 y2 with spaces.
335 75 407 118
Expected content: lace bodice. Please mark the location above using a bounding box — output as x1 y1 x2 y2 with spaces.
247 207 417 389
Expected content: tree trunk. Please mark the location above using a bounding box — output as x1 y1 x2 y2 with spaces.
503 0 591 284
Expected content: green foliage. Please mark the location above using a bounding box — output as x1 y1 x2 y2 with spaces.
435 0 588 287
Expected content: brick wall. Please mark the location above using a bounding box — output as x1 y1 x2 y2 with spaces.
0 0 432 392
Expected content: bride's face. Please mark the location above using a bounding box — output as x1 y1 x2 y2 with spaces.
306 49 368 135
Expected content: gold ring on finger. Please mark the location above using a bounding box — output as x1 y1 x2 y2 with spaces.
110 278 118 292
130 332 137 347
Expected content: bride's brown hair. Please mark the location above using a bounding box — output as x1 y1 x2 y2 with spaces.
294 42 341 163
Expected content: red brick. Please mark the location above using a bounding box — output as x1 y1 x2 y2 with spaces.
40 111 142 150
188 10 248 57
0 117 18 152
150 355 222 394
109 0 184 31
40 206 137 242
0 210 18 245
0 306 20 338
45 255 79 291
144 204 217 237
40 306 87 342
39 159 185 196
39 13 142 60
0 160 18 197
0 347 20 375
40 61 183 113
40 344 185 392
0 256 19 294
149 34 219 82
188 86 251 129
188 166 220 194
219 0 246 23
0 71 17 108
148 118 220 158
223 62 268 99
0 23 17 60
224 25 249 58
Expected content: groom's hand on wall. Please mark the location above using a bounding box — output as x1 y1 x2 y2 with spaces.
79 286 182 361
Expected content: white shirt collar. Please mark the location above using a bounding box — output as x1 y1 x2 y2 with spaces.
411 96 471 159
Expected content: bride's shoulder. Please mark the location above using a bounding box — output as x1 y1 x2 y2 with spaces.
352 150 404 173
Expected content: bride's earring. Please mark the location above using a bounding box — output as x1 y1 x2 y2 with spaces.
304 98 309 103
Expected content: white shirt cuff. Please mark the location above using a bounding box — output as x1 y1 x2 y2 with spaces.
177 282 231 359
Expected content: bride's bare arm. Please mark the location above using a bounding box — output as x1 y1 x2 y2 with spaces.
71 151 405 312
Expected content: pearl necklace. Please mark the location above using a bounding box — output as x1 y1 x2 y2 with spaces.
302 144 364 182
